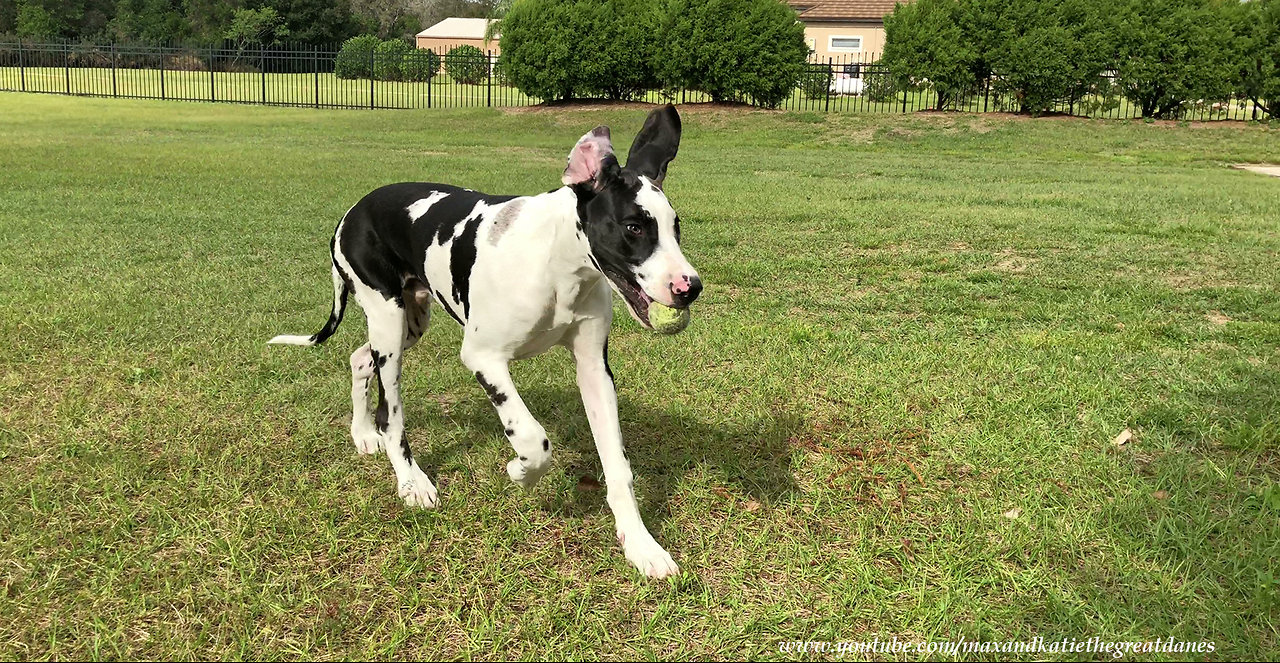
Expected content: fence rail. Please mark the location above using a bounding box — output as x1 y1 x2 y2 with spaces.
0 39 1271 122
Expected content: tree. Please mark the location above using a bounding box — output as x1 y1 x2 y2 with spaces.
882 0 979 110
225 7 290 46
108 0 190 43
1114 0 1236 118
657 0 809 107
499 0 659 101
983 0 1116 114
15 1 67 39
1232 0 1280 117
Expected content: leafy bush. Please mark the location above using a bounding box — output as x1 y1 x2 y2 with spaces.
658 0 808 107
1114 0 1235 118
402 48 439 82
799 64 833 99
373 39 410 81
882 0 979 110
981 0 1116 114
445 44 488 84
863 68 899 103
334 34 380 80
499 0 659 101
1232 0 1280 117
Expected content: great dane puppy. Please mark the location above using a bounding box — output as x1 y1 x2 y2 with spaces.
269 106 701 578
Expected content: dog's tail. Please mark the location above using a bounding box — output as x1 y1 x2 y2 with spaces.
268 257 349 347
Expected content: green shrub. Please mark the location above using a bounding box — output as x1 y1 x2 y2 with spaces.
882 0 979 110
799 65 833 99
373 39 411 81
658 0 808 108
402 48 439 82
445 44 488 84
863 68 899 103
334 34 380 80
982 0 1116 114
1114 0 1235 118
498 0 659 101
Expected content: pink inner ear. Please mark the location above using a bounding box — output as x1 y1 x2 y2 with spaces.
563 141 601 185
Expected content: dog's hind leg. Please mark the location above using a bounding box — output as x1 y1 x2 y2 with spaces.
349 343 383 455
350 282 432 457
357 291 439 508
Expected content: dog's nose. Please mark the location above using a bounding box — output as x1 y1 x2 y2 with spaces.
670 274 703 307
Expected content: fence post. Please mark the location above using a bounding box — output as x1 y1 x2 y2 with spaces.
64 41 71 94
160 45 166 99
369 48 375 109
427 63 432 108
983 78 989 113
17 40 25 92
111 43 118 97
209 45 216 102
261 46 267 104
901 86 907 114
486 50 492 107
824 58 832 113
313 45 320 108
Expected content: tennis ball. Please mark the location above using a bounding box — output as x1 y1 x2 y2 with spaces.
648 302 691 335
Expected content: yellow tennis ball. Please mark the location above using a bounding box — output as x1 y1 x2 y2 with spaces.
648 302 691 334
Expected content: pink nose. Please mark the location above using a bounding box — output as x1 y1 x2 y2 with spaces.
668 274 703 305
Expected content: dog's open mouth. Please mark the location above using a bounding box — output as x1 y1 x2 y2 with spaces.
603 270 654 329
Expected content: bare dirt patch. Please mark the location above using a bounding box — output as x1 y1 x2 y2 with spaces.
1232 164 1280 178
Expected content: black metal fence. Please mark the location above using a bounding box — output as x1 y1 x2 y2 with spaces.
0 39 532 109
0 39 1272 121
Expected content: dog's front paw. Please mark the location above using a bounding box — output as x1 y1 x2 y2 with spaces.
620 531 680 579
506 457 549 491
399 472 440 509
352 428 385 455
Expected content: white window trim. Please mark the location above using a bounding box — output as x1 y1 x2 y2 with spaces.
828 35 863 53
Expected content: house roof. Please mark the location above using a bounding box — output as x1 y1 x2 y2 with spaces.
787 0 901 21
416 17 495 40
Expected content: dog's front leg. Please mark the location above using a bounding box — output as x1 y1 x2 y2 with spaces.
570 324 680 579
461 347 553 489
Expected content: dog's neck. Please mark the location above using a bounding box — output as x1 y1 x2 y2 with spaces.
543 186 606 284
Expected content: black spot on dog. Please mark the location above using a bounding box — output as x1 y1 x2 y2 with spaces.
434 289 465 325
603 340 614 382
399 434 413 462
505 428 514 436
474 372 508 406
542 439 550 451
450 215 484 319
519 455 527 462
375 374 388 433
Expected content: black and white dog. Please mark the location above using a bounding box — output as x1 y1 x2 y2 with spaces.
269 106 701 578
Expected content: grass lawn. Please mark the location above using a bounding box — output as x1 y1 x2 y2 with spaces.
1 93 1278 660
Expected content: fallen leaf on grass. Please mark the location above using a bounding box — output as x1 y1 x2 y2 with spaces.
576 475 602 491
1113 429 1134 446
744 500 761 512
1003 507 1022 519
1152 490 1169 500
712 487 732 500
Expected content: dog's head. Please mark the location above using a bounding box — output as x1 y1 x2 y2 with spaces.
563 105 702 330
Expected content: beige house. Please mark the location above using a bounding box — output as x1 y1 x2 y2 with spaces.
415 17 500 55
788 0 900 61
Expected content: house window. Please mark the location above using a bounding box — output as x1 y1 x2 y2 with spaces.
829 36 863 52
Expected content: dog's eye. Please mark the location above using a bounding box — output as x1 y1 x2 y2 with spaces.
625 223 644 237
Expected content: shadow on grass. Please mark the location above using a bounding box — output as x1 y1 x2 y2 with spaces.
420 384 803 528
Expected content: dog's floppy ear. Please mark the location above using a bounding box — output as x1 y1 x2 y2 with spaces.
626 104 681 189
563 126 615 189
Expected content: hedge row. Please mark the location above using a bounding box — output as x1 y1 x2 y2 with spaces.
497 0 808 108
882 0 1280 118
334 35 489 83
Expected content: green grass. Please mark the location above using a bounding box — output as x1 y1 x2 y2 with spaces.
1 93 1278 660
